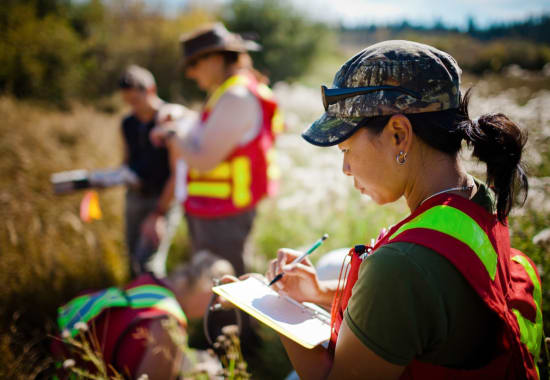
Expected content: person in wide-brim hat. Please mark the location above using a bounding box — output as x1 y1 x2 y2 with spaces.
151 21 275 276
151 21 280 358
179 23 261 69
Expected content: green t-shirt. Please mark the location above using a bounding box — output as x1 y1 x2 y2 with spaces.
344 182 500 368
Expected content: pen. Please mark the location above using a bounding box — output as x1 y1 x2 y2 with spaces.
268 233 329 287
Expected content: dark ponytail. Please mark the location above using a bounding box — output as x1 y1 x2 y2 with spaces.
361 88 529 224
458 91 528 223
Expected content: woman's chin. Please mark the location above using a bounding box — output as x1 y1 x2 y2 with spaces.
356 186 388 204
365 191 392 205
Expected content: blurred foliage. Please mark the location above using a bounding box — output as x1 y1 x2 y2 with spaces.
1 0 549 107
72 1 213 102
340 15 550 74
0 1 83 106
0 0 213 107
400 33 550 74
222 0 331 83
0 0 333 106
469 15 550 44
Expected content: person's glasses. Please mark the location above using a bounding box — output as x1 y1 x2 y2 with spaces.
321 85 421 111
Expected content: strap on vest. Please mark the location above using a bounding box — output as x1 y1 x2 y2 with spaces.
204 74 251 111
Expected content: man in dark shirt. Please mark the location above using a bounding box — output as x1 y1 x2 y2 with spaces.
118 65 192 277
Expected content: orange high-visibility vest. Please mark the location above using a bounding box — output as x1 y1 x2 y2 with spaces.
184 73 282 218
330 193 543 379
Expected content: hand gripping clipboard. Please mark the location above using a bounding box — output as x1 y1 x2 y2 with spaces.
212 277 331 349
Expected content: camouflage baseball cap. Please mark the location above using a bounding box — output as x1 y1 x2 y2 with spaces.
303 40 462 146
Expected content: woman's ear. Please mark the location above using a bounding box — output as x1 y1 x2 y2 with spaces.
386 114 413 151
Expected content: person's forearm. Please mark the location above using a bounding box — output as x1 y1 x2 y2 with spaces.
280 335 333 380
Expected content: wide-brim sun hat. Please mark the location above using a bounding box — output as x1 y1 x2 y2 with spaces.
302 40 462 147
180 23 261 68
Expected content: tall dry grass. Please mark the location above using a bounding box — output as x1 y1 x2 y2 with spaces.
0 97 127 378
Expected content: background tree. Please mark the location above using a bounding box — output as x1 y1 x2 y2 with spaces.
222 0 331 84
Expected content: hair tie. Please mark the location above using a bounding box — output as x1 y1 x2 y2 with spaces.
470 117 480 130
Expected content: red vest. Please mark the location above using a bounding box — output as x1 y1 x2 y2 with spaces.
184 73 282 218
329 194 543 379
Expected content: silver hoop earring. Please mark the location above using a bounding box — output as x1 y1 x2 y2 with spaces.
396 151 407 165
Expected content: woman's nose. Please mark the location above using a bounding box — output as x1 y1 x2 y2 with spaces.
342 160 352 176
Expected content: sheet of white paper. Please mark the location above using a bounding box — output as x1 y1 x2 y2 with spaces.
213 277 330 348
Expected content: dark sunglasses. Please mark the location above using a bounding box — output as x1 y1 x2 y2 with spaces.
321 85 421 111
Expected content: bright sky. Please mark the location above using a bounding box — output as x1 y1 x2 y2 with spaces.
297 0 550 28
171 0 550 29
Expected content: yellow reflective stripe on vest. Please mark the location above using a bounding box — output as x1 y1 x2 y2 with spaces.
205 74 251 111
187 155 253 208
189 162 231 180
271 108 284 135
389 205 498 280
256 82 274 99
511 255 543 363
188 182 231 198
232 156 252 207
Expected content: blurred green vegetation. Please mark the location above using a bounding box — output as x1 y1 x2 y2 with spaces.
340 15 550 72
0 0 333 107
0 0 215 107
399 34 550 74
2 0 549 107
222 0 331 84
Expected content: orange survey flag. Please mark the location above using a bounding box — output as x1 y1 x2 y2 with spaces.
80 190 102 222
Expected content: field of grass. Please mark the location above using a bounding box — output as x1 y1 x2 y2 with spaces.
1 65 549 378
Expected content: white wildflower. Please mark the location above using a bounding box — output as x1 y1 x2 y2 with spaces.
63 359 76 369
74 322 88 332
61 329 71 339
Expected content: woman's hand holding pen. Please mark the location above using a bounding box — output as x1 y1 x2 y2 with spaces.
266 248 329 306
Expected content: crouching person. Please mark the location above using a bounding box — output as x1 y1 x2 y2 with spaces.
51 251 233 379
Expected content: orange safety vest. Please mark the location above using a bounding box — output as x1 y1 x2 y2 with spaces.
330 193 543 379
184 73 282 218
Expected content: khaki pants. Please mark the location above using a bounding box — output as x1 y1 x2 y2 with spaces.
186 209 260 356
185 209 255 276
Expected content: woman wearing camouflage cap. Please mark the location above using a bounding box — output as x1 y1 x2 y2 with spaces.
265 41 542 379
